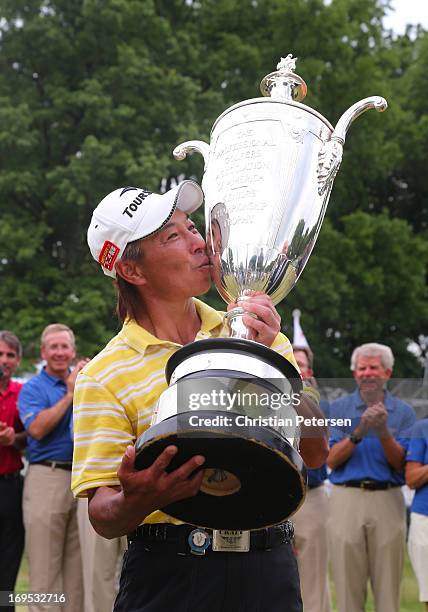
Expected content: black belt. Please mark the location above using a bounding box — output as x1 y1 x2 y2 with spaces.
0 470 21 480
128 522 294 552
31 461 72 471
336 480 399 491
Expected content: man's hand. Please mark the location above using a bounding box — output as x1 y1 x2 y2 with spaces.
353 409 372 438
88 445 206 539
67 358 90 395
118 444 205 510
228 292 281 346
0 421 16 446
367 402 388 435
354 403 388 438
362 401 403 470
328 400 401 471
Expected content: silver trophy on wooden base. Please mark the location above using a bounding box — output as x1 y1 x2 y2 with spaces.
135 54 387 530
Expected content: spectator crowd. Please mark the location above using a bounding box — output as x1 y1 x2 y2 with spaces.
0 323 427 612
0 326 125 612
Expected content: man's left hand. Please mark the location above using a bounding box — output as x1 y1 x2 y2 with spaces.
228 292 281 347
367 402 389 435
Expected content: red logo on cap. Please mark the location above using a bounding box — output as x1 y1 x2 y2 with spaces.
98 241 120 271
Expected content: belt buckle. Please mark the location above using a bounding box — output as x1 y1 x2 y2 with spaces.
360 480 373 490
212 530 250 553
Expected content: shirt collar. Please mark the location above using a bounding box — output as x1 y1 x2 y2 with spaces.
0 379 21 397
352 388 394 412
119 298 224 355
40 367 67 386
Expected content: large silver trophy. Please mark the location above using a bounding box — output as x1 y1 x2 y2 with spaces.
136 55 387 530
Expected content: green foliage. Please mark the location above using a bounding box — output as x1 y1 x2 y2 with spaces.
0 0 426 377
284 212 428 377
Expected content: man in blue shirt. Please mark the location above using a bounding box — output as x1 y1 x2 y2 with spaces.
327 343 415 612
19 324 87 612
292 346 331 612
406 417 428 612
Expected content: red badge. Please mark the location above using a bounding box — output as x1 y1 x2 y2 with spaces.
98 240 120 271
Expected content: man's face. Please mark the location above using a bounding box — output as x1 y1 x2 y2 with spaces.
0 341 20 383
294 349 313 381
41 331 75 378
139 209 211 299
353 355 392 394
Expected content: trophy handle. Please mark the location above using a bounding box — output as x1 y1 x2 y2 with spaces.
317 96 387 196
332 96 387 145
173 140 210 170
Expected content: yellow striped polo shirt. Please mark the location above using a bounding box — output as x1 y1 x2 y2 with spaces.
72 297 298 524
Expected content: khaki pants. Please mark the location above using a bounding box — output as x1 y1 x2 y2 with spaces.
77 499 127 612
327 485 406 612
23 465 83 612
293 485 331 612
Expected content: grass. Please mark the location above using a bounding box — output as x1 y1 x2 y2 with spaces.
16 556 28 591
17 550 422 611
328 553 421 611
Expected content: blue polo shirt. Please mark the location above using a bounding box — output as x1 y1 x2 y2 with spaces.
307 399 330 488
407 419 428 516
18 368 73 463
329 389 416 486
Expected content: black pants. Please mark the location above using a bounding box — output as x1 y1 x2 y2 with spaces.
0 476 25 612
114 539 302 612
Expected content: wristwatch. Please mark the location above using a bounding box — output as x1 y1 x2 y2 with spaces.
349 433 363 445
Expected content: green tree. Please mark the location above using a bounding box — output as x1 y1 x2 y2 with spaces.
0 0 426 377
284 211 428 377
0 0 212 360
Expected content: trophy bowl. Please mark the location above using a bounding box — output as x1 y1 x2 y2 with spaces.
135 54 387 530
135 338 305 530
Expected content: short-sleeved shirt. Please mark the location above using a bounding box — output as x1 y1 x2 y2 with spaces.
0 380 23 475
72 298 300 524
329 389 416 486
307 399 329 488
18 368 73 463
406 419 428 516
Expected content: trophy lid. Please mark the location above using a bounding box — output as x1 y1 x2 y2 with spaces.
210 52 334 135
260 54 307 102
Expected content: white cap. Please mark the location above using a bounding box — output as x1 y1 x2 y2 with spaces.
292 309 310 350
87 180 204 278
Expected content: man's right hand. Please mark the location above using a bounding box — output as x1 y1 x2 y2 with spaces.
118 444 205 517
117 446 205 510
87 444 206 539
355 404 388 438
